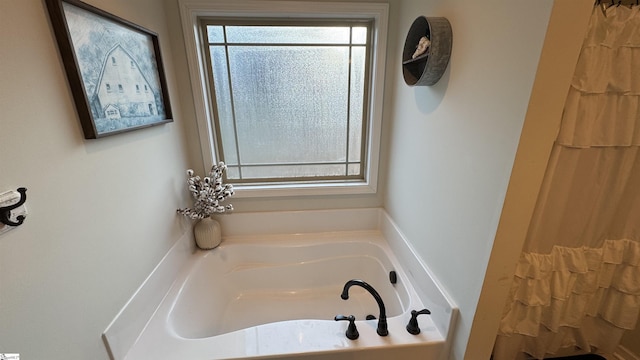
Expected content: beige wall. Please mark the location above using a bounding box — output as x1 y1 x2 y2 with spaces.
0 0 190 359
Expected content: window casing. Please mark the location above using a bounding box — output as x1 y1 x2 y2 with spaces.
179 0 388 197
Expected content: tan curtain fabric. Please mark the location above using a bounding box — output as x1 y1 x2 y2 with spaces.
559 5 640 148
495 5 640 359
525 146 640 253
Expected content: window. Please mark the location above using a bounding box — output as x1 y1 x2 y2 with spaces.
201 20 370 183
118 84 123 92
179 0 388 197
106 83 111 92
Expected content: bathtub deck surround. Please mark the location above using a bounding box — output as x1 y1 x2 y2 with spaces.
103 208 458 360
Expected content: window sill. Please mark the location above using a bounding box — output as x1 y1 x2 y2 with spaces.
231 180 377 198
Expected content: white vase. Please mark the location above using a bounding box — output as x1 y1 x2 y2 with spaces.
194 217 222 250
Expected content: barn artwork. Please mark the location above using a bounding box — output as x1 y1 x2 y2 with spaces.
46 0 172 138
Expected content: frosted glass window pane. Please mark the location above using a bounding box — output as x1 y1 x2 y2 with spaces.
226 46 349 164
209 46 238 165
206 26 224 43
225 26 350 44
349 46 365 162
352 27 367 44
226 166 240 180
243 165 346 179
348 163 361 176
202 21 372 182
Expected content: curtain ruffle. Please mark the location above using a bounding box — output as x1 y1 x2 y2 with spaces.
559 88 640 147
558 6 640 147
494 317 627 359
572 47 640 95
500 239 640 339
575 5 640 93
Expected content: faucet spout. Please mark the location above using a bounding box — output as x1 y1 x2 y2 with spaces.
340 279 388 336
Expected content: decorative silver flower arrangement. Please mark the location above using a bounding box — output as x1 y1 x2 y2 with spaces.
177 162 234 220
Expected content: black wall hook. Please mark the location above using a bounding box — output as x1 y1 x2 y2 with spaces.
1 187 27 227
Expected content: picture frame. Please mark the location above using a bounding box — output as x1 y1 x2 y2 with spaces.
45 0 172 139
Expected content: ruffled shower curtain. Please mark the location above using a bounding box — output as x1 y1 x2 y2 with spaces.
494 5 640 359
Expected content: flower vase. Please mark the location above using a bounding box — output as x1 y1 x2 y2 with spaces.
194 217 222 250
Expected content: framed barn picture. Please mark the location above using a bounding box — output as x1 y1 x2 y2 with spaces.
45 0 172 139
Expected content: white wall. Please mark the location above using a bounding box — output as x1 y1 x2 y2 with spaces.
383 1 553 359
0 1 190 359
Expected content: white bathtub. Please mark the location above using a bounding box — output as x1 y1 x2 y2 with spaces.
104 209 457 360
170 237 409 339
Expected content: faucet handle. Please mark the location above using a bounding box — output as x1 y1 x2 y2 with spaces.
406 308 431 335
335 314 359 340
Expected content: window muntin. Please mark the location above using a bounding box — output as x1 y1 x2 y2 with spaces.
200 20 372 184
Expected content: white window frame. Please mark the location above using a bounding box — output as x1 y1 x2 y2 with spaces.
178 0 388 198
